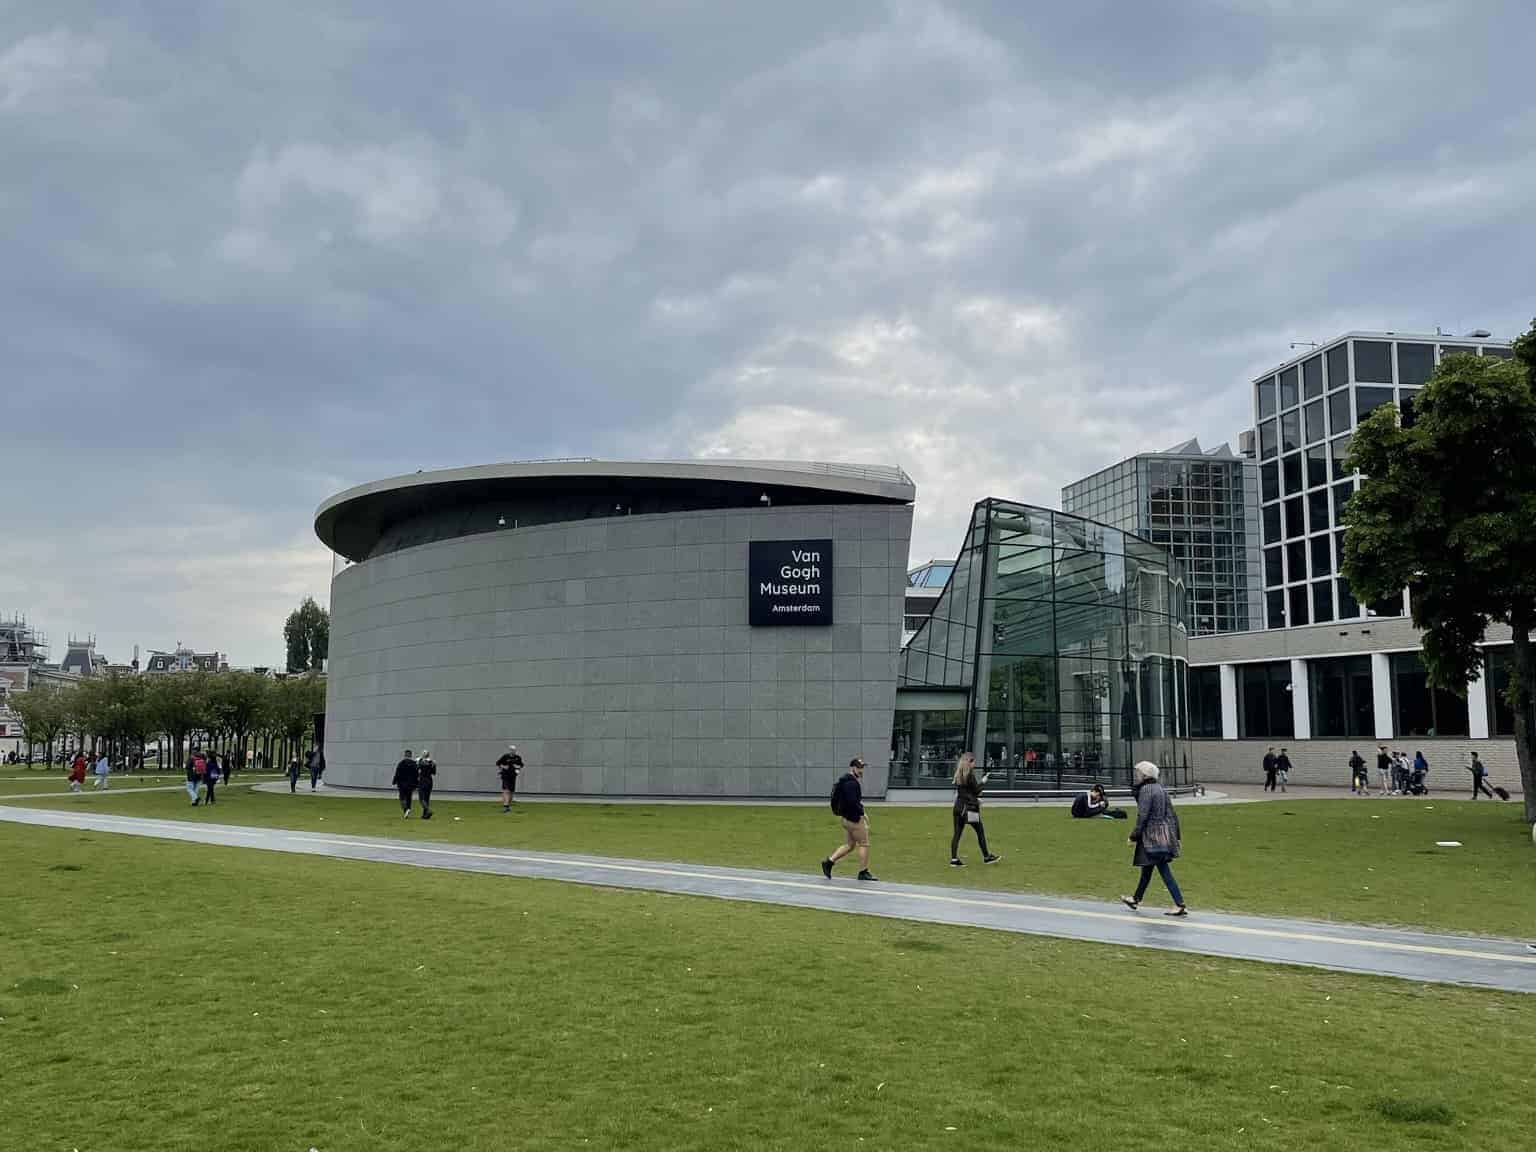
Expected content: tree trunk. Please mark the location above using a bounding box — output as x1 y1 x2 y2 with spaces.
1508 611 1536 825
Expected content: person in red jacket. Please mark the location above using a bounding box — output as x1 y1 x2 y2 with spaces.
67 754 87 792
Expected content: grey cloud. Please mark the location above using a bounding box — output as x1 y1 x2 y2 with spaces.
6 0 1535 664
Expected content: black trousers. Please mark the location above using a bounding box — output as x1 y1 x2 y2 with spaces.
205 778 217 804
950 808 990 858
398 785 414 812
419 781 433 813
1473 778 1494 799
289 774 298 793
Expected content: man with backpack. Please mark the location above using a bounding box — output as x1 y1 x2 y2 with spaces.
393 749 419 818
417 749 437 819
820 757 876 882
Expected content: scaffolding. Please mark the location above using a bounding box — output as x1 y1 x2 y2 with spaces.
0 615 49 665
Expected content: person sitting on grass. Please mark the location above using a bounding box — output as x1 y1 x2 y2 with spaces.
1071 783 1110 819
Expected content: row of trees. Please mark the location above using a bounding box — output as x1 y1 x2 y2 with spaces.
9 671 326 774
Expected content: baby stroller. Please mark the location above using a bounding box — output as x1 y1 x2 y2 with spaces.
1406 765 1429 796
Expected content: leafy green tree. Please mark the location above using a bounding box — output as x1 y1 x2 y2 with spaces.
1343 324 1536 821
146 672 212 770
9 683 70 764
207 671 271 775
284 597 330 673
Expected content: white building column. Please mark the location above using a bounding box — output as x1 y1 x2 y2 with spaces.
1468 666 1491 740
1219 663 1238 740
1370 652 1394 740
1290 658 1311 740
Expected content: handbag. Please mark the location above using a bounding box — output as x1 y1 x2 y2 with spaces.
965 809 981 825
1140 817 1176 860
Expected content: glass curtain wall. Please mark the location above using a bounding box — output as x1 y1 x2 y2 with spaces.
897 500 1191 788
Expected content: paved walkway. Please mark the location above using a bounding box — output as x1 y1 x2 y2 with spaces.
2 804 1531 993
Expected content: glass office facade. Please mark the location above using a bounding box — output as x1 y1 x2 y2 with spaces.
1064 448 1260 636
1253 334 1512 629
895 500 1191 789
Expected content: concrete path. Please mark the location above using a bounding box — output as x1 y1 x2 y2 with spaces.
2 804 1532 994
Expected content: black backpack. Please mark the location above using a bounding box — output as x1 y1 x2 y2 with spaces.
829 778 842 816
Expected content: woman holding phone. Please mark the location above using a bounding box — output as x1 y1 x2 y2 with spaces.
949 752 1001 866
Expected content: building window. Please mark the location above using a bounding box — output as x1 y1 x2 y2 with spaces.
1189 665 1223 738
1328 389 1352 434
1266 589 1285 629
1330 434 1353 481
1308 489 1331 534
1260 419 1278 459
1397 342 1434 386
1281 411 1300 453
1332 481 1354 523
1288 583 1309 627
1303 355 1324 399
1354 340 1392 383
1370 594 1403 619
1326 342 1348 390
1303 401 1325 445
1239 661 1294 738
1311 579 1335 624
1261 462 1278 502
1305 445 1328 489
1263 504 1281 544
1281 453 1301 495
1356 386 1395 422
1284 496 1304 539
1286 539 1307 583
1486 646 1516 737
1257 377 1277 419
1263 546 1282 587
1484 347 1512 361
1309 655 1374 738
1389 651 1468 737
1310 533 1332 577
1336 578 1360 619
1279 366 1299 409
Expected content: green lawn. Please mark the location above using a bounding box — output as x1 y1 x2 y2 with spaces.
0 774 284 796
2 824 1532 1151
7 787 1534 938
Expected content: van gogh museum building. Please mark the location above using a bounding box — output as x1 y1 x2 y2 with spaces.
315 460 1192 798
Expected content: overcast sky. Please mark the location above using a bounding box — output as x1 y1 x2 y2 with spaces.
7 1 1534 668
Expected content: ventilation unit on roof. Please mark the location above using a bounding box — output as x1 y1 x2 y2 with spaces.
1466 328 1492 338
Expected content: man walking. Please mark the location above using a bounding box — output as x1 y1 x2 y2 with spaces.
287 756 301 793
496 745 523 811
393 749 419 818
417 749 437 819
1262 747 1278 792
1468 753 1495 800
1275 747 1292 793
1376 746 1391 795
306 747 324 791
1348 749 1366 794
203 751 221 805
93 750 111 791
820 757 877 882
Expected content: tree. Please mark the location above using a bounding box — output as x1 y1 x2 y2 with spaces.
1342 323 1536 822
284 597 330 673
146 672 212 771
266 673 325 765
207 671 271 776
9 683 70 764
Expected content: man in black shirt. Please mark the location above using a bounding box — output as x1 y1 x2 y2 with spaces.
820 757 876 881
1262 747 1278 792
392 749 418 818
496 745 523 812
417 750 437 819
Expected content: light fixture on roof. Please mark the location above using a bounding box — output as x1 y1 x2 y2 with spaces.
759 492 771 505
497 516 507 527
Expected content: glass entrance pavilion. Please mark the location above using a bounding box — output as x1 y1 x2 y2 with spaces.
892 500 1192 790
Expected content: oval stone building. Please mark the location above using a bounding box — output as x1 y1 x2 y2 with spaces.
315 460 916 797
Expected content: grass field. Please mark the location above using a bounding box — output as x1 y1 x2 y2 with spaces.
8 787 1534 938
0 774 285 796
3 823 1533 1151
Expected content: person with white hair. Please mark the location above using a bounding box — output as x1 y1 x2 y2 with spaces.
1120 762 1188 917
496 744 524 811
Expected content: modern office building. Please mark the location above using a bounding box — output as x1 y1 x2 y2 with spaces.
901 559 953 647
1063 439 1261 636
316 462 1194 798
1186 330 1524 791
894 499 1191 791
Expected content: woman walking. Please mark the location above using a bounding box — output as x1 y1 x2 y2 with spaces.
1120 762 1188 917
949 752 1001 866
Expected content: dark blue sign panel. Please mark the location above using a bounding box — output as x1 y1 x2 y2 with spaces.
749 539 833 626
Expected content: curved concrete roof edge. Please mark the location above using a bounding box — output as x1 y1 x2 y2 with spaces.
314 458 915 542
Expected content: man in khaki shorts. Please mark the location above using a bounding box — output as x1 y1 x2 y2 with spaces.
821 757 877 882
